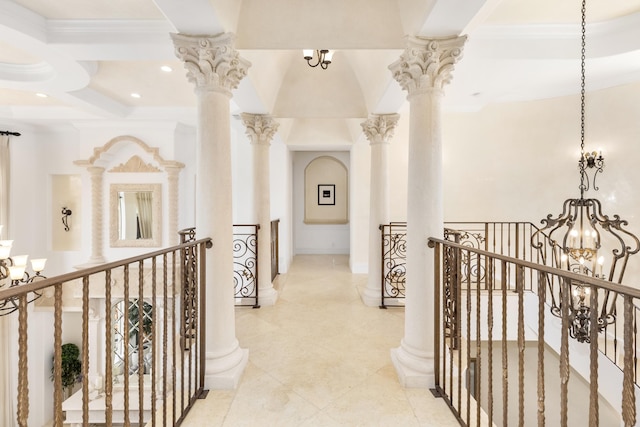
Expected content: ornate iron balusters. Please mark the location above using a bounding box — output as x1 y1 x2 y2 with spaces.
380 222 406 308
233 224 259 308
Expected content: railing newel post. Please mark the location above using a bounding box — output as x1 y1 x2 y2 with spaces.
104 269 113 427
53 283 63 427
199 240 209 393
432 239 441 392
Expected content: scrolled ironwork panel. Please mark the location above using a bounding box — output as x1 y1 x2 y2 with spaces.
180 227 198 347
447 225 487 289
233 224 259 307
443 243 458 349
380 223 406 307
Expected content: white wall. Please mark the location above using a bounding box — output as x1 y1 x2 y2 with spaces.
292 151 350 255
442 81 640 283
270 139 293 273
9 126 77 276
349 140 370 273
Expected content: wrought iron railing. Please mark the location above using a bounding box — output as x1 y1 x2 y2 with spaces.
183 224 270 308
445 221 550 291
271 219 280 282
380 222 547 308
383 221 637 388
380 222 407 308
233 224 260 308
430 237 639 427
0 233 211 427
441 222 550 349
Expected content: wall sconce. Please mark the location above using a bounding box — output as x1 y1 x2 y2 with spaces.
61 207 72 232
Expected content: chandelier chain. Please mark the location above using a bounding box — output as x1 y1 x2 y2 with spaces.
579 0 587 193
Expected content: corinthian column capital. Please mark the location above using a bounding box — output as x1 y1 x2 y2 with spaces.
241 113 279 145
389 35 466 96
361 114 400 145
171 32 251 95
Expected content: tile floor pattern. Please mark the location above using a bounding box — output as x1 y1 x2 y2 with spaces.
182 255 460 426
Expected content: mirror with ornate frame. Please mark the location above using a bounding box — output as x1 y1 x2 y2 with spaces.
110 184 162 247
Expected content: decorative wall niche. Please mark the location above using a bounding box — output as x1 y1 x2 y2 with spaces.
75 135 184 263
304 156 349 224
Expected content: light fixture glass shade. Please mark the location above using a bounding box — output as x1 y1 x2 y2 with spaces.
324 50 334 62
12 254 28 266
303 49 313 59
31 258 47 272
0 242 12 260
9 265 25 280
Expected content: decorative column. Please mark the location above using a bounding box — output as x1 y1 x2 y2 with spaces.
172 32 251 389
165 165 182 246
361 114 400 306
388 35 466 387
88 166 105 264
241 113 279 306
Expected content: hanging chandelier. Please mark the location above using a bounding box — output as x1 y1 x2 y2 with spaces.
0 225 47 316
532 0 640 343
303 49 333 69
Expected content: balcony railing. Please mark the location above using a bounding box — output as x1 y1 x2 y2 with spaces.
183 223 278 309
0 233 211 427
380 222 407 308
430 237 639 427
380 222 547 308
233 224 260 308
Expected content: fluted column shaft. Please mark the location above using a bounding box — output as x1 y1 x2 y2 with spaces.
361 114 399 306
165 166 181 246
389 35 466 387
241 113 279 306
88 166 105 264
173 32 250 389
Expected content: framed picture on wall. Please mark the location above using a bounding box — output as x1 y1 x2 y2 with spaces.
318 184 335 205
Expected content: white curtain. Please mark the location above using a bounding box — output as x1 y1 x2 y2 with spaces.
0 134 15 427
136 192 153 239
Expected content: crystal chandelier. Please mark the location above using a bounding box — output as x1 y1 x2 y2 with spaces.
531 0 640 343
0 225 47 316
303 49 333 69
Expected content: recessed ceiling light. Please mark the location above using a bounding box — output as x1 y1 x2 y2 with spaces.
130 93 141 99
35 93 48 98
160 65 172 72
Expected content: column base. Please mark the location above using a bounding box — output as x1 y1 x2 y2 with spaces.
361 285 381 307
204 345 248 389
258 286 278 306
391 340 435 388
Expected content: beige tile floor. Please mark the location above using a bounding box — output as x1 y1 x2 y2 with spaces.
182 255 460 426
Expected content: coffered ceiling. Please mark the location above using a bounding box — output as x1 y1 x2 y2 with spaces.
1 0 639 146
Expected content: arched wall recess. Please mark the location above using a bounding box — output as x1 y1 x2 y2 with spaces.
74 135 184 262
304 156 349 224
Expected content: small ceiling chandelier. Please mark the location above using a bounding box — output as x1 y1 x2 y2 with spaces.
532 0 639 343
303 49 333 69
0 225 47 316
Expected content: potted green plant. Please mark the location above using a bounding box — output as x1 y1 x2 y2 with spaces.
51 343 82 398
